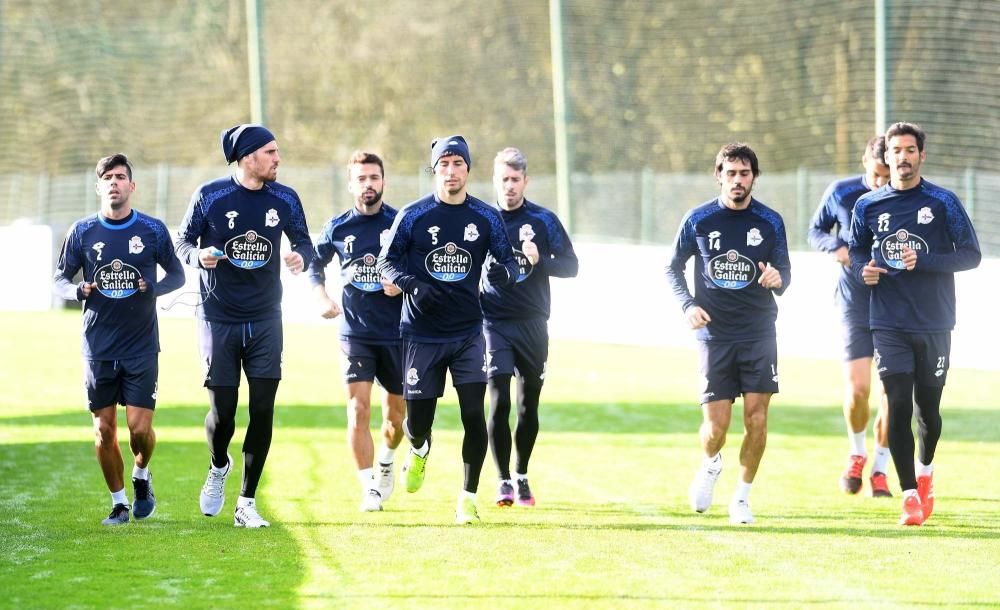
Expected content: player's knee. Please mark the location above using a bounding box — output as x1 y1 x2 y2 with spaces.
130 419 153 439
703 420 728 443
94 420 116 446
744 409 768 435
348 398 371 424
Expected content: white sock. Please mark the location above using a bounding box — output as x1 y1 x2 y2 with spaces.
872 444 891 473
917 462 933 477
850 431 867 457
111 488 129 507
515 472 528 482
132 465 149 481
211 461 230 475
412 440 429 458
703 452 722 468
903 488 918 499
237 495 255 508
734 481 752 503
460 490 476 502
379 446 396 465
357 467 374 489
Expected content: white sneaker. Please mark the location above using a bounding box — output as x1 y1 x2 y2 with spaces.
234 499 270 528
376 462 395 502
729 499 755 525
360 488 383 512
200 454 232 517
689 455 722 513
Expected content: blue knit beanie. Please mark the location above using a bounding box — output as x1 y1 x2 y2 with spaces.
221 124 276 164
430 135 472 169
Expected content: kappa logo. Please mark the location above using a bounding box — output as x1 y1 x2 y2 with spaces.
708 231 721 251
344 235 356 254
463 223 480 242
379 229 391 248
540 361 547 381
92 241 106 261
935 369 944 377
226 210 240 230
917 206 934 225
427 226 440 245
151 382 158 400
519 224 536 242
265 208 280 228
128 235 145 254
746 227 763 247
406 368 420 386
877 212 891 232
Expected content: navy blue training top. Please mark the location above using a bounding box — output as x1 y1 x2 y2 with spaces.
308 203 403 344
480 199 578 322
848 179 981 332
377 193 519 342
665 197 792 343
54 210 185 360
175 175 314 323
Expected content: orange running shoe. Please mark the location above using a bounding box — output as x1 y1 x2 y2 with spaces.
869 472 892 498
840 455 867 494
917 472 934 521
899 493 924 526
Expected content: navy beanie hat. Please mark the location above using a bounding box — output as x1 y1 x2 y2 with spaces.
430 135 472 169
221 124 276 164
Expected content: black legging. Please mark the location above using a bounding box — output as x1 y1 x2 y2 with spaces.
205 378 278 498
488 374 543 479
403 383 488 493
883 373 943 491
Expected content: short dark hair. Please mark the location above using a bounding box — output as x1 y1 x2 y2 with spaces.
884 122 926 152
714 143 760 177
96 153 133 181
347 150 384 177
864 135 888 166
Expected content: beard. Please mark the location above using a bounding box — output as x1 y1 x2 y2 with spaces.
358 189 383 207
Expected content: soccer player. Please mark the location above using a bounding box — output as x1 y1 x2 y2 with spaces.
377 135 519 524
175 124 314 528
665 143 791 525
54 153 185 526
849 122 981 526
808 136 893 497
308 151 405 512
481 147 578 507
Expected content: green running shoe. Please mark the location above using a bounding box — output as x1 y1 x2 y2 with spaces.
455 493 481 525
403 447 428 493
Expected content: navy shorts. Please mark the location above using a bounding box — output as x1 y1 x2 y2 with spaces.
199 318 283 387
341 339 404 395
484 318 549 384
873 330 951 386
697 338 779 404
842 323 875 362
403 333 487 400
84 355 158 411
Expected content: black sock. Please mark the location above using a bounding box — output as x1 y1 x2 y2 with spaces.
883 373 917 490
914 383 944 466
241 377 278 498
488 374 513 480
456 382 487 493
514 376 543 475
205 386 238 468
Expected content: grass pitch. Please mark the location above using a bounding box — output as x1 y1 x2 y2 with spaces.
1 311 998 609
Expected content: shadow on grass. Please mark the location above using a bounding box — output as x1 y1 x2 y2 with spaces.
4 402 1000 441
0 440 305 608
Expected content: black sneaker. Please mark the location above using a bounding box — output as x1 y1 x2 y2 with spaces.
133 473 156 520
102 503 130 526
516 479 535 507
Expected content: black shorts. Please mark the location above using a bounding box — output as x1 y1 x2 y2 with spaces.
872 330 951 386
697 338 779 404
484 319 549 384
84 355 158 411
340 339 404 395
842 323 875 362
403 333 487 400
199 318 282 387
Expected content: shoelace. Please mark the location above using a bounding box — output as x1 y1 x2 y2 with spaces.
204 469 227 497
134 479 150 500
517 481 531 498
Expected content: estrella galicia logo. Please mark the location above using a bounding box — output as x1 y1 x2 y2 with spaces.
94 258 141 299
513 249 534 283
425 242 472 282
225 230 273 270
880 228 929 270
707 249 756 289
349 253 383 292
